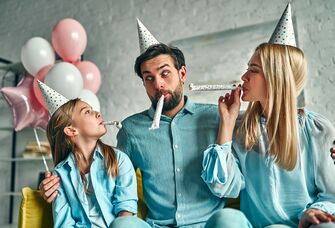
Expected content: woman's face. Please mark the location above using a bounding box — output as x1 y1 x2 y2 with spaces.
241 52 268 105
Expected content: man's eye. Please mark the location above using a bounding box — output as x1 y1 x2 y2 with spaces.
162 71 169 77
145 76 153 81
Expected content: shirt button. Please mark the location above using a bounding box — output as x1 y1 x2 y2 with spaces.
178 193 182 197
176 168 181 172
177 213 181 218
174 144 178 149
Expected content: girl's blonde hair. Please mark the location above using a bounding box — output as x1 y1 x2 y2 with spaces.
238 43 307 171
46 98 119 193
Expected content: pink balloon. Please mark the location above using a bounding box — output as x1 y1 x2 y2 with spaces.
33 65 53 110
75 61 101 93
0 75 49 131
52 18 87 62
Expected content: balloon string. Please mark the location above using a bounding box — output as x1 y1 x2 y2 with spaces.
33 128 49 172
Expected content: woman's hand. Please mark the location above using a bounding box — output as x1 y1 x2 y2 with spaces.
298 208 335 228
39 171 60 203
216 87 241 144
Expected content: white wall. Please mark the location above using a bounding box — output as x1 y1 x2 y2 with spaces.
0 0 334 225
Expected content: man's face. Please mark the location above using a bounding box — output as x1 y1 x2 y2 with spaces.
140 54 187 111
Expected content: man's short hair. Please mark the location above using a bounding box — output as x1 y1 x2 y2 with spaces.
134 43 186 79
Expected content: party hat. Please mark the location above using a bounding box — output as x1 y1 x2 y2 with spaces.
37 80 68 116
269 3 296 47
137 18 160 53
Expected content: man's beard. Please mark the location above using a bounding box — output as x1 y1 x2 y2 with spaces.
150 84 183 112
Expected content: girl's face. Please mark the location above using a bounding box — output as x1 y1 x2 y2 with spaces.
241 52 268 104
71 100 106 138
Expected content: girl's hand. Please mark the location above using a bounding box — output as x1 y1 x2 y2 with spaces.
216 87 241 144
298 208 335 228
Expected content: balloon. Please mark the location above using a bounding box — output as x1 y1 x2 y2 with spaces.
0 75 49 131
78 89 100 112
75 61 101 93
52 18 87 62
33 65 53 110
21 37 55 76
45 62 83 99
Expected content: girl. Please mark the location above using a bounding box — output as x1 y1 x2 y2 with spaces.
202 43 335 228
46 98 150 228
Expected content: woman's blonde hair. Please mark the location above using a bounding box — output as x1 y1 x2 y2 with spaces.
238 43 307 171
46 98 119 193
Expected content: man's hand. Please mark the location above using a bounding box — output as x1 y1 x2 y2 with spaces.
299 208 335 228
39 171 60 203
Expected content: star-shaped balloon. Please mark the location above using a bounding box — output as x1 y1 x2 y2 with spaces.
0 74 49 131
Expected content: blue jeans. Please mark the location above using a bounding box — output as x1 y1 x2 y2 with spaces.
110 216 151 228
205 208 252 228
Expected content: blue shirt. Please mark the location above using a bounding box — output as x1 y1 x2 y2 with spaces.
52 147 138 228
202 109 335 227
117 97 234 227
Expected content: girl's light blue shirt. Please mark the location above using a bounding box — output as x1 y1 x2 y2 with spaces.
202 110 335 227
52 147 138 228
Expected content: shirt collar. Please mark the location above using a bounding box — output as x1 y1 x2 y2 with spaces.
147 96 195 120
57 145 103 169
92 145 104 160
260 115 267 125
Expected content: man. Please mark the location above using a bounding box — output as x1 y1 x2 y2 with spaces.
116 43 248 227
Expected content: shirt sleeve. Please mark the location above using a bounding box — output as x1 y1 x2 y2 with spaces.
300 112 335 216
52 172 76 228
112 151 138 215
116 125 131 157
201 141 245 198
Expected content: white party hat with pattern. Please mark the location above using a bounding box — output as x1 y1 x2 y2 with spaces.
137 18 160 53
37 80 68 116
269 3 296 47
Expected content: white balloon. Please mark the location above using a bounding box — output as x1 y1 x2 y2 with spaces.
45 62 83 99
21 37 55 76
78 89 101 112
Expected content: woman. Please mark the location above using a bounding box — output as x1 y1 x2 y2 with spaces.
202 43 335 228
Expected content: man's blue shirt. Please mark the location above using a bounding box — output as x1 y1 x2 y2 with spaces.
117 97 226 227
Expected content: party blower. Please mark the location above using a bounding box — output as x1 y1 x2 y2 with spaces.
103 120 122 129
189 82 242 91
